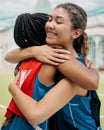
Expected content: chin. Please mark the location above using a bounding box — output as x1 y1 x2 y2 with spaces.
46 39 56 45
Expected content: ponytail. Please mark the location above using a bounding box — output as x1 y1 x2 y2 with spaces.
81 32 89 58
73 32 89 58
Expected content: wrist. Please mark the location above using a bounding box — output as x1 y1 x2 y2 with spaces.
29 46 39 59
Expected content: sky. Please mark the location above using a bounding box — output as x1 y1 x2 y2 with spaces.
0 0 104 18
0 0 37 18
0 0 37 29
0 0 104 29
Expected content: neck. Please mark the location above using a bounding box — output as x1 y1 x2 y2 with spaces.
64 43 78 58
70 49 78 58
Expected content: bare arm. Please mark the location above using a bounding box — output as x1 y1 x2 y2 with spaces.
57 57 99 90
8 48 99 126
4 45 70 65
5 45 99 90
8 56 99 126
9 77 78 126
4 47 33 63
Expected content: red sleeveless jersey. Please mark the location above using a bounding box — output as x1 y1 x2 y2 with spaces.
5 59 42 118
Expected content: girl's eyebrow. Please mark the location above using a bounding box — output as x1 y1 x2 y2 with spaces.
49 15 64 21
49 14 64 18
56 16 64 20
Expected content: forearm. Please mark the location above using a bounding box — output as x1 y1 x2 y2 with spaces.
4 47 35 63
9 78 76 126
4 45 70 65
58 58 99 90
9 86 38 123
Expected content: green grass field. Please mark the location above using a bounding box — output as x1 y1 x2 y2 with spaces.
0 71 104 129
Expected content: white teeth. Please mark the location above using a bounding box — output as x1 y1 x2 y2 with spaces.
47 32 56 36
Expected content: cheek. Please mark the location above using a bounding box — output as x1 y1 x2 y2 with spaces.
59 29 71 39
63 28 73 38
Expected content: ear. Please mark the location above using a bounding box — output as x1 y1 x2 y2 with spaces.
72 29 82 39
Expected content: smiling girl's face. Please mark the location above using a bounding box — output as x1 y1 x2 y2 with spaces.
45 7 76 49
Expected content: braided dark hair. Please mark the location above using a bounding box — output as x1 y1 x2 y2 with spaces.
56 3 89 58
14 13 49 48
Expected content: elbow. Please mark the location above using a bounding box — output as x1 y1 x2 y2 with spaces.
91 81 98 90
82 76 99 90
4 55 8 61
4 54 16 63
85 70 99 90
93 79 99 90
92 73 99 90
4 54 11 63
88 77 99 90
27 111 43 126
90 69 99 90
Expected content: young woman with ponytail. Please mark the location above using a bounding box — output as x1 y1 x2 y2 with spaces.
3 3 101 130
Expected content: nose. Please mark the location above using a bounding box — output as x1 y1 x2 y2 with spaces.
46 20 55 30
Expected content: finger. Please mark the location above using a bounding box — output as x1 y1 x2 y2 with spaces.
49 45 63 49
53 48 71 54
48 56 67 63
45 59 60 66
52 53 70 60
45 56 65 65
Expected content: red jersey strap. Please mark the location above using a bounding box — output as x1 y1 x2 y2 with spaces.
5 59 42 118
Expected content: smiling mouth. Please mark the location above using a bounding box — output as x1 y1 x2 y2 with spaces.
47 32 57 38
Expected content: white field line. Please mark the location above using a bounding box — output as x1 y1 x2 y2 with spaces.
0 93 104 119
0 104 104 119
0 104 7 110
98 93 104 96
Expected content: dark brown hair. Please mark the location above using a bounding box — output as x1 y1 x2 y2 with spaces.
56 3 89 58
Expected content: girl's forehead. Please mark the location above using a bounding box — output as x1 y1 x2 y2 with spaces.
52 7 70 19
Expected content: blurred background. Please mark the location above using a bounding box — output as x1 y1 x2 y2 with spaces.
0 0 104 71
0 0 104 129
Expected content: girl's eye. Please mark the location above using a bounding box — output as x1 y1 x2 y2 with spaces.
55 19 63 24
56 20 62 24
48 16 63 24
56 17 63 24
